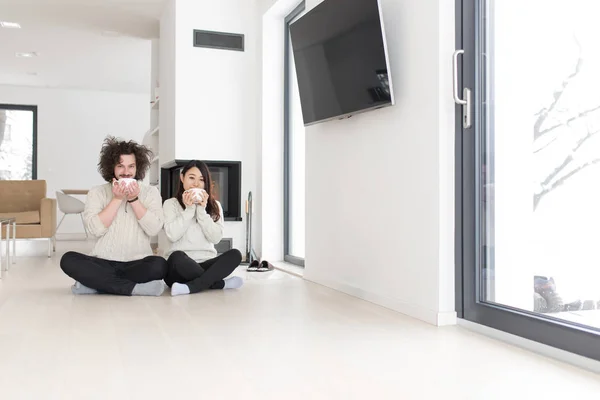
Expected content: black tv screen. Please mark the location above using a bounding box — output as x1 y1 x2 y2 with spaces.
289 0 394 126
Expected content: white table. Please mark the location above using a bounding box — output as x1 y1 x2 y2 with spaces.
61 189 89 195
0 217 16 277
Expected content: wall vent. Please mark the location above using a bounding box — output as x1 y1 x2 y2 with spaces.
193 29 244 52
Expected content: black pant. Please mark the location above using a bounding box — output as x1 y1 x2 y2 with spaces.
60 251 168 296
165 249 242 293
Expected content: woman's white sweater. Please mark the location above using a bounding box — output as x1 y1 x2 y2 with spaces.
162 198 225 262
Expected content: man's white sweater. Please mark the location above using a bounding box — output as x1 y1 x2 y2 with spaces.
84 182 164 262
162 198 225 262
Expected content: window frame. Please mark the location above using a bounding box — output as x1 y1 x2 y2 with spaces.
283 1 306 267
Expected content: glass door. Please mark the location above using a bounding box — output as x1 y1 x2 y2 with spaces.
457 0 600 360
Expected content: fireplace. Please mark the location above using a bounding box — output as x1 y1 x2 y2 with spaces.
160 160 242 221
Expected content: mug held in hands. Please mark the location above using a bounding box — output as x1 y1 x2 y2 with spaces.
186 188 206 204
114 178 137 188
113 178 137 196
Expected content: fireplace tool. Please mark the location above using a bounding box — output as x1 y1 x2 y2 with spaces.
245 191 258 264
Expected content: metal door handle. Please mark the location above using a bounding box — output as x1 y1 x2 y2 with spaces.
453 49 472 128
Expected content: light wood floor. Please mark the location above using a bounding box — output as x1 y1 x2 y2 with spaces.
0 240 599 399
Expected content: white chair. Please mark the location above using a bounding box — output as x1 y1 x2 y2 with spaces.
55 191 87 238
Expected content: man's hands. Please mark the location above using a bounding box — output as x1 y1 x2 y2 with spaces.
100 179 146 228
112 179 140 202
112 179 128 200
126 181 140 202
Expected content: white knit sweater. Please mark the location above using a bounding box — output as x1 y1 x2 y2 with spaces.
84 182 164 262
162 198 225 262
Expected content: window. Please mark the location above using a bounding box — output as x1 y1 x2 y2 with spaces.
0 104 37 180
284 2 306 266
457 0 600 360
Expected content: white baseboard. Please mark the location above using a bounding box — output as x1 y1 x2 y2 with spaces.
436 310 458 326
458 318 600 374
303 275 456 326
271 260 304 278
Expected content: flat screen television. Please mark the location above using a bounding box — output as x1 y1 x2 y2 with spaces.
289 0 394 126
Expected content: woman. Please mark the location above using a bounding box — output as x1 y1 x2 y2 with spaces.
163 160 243 296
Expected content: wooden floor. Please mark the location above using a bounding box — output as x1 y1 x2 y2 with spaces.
0 240 599 399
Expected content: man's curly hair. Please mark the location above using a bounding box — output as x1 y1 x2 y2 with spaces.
98 136 154 182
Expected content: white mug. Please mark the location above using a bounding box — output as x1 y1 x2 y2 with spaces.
186 188 206 203
115 178 136 187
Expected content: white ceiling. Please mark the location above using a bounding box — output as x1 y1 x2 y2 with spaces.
0 0 166 93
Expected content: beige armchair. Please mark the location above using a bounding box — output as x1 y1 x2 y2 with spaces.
0 180 57 256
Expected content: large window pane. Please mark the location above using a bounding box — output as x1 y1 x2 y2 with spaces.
459 0 600 361
0 106 36 180
287 33 306 259
480 0 600 329
285 2 306 265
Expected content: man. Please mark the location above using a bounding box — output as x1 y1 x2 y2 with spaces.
60 136 167 296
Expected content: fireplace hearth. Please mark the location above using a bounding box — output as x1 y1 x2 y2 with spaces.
161 160 242 221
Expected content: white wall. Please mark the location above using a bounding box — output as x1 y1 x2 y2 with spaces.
437 0 456 322
160 0 261 255
260 0 456 325
159 0 177 166
0 85 150 234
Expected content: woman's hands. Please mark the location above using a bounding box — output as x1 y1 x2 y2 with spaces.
183 189 209 208
197 190 209 208
182 190 195 208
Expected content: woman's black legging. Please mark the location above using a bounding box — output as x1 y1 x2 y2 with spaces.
165 249 242 293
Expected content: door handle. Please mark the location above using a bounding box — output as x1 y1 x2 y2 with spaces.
453 49 472 129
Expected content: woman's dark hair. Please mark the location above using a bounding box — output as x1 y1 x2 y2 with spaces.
176 160 220 222
98 136 153 182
